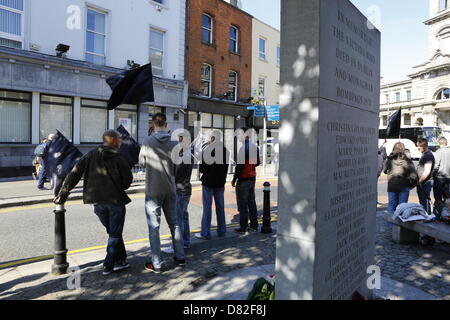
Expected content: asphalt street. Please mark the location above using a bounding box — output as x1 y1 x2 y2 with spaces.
0 180 278 264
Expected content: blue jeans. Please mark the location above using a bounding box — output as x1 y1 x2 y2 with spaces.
417 180 433 214
201 186 226 238
94 204 127 269
433 178 447 203
236 180 258 230
387 188 410 213
145 194 185 269
176 194 191 247
37 161 46 189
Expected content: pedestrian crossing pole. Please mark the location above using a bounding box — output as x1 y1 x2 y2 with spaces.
261 182 273 234
52 204 69 275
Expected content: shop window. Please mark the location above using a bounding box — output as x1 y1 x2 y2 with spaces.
114 104 138 140
0 90 30 143
80 99 108 143
40 94 73 141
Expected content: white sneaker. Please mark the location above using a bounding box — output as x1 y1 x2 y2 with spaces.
161 246 174 254
194 233 210 240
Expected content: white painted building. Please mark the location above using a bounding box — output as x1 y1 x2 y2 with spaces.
251 17 280 173
380 0 450 137
0 0 187 178
251 18 280 107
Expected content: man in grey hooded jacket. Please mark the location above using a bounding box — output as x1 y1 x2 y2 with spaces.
139 113 185 273
433 137 450 203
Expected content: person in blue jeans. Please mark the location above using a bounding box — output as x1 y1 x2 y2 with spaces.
195 131 230 240
54 130 133 276
162 135 194 253
416 138 435 214
232 127 261 233
383 142 418 214
139 113 185 273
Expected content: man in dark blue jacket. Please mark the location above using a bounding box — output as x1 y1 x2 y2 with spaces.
195 131 230 240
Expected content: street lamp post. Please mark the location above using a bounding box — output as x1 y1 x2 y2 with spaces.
51 204 69 275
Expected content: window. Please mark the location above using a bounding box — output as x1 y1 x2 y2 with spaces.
86 8 106 65
0 0 24 49
440 0 448 11
201 113 212 127
150 28 164 77
152 0 163 3
213 114 223 128
40 95 73 141
258 77 266 98
0 90 30 143
277 46 281 65
395 92 400 102
114 105 138 140
406 90 412 101
259 38 266 60
80 99 108 143
436 88 450 100
200 64 212 97
382 116 387 126
227 71 238 102
202 14 213 44
224 115 234 129
404 114 411 126
385 94 389 104
230 26 238 53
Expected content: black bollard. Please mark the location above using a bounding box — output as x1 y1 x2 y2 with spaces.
52 204 69 275
261 182 273 234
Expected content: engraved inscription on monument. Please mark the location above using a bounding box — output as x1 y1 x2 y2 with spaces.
275 0 380 300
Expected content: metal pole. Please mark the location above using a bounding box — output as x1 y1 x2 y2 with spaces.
52 204 69 275
261 182 273 234
262 105 267 176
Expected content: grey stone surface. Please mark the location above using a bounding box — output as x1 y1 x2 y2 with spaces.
276 0 380 300
392 224 420 244
375 276 437 300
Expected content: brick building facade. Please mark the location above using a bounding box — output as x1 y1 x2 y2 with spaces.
185 0 253 158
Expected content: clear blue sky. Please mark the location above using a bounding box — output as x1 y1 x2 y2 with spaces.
242 0 429 83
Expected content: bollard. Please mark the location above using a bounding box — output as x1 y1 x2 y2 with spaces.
52 204 69 275
261 182 273 234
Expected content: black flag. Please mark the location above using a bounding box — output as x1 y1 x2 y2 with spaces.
117 125 141 167
106 63 155 110
386 108 402 138
43 131 83 196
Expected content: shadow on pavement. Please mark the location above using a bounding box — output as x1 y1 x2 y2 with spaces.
0 231 277 300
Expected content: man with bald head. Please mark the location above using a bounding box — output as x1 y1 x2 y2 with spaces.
55 130 133 276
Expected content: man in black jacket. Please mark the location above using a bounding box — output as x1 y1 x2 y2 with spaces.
54 130 133 276
195 131 230 240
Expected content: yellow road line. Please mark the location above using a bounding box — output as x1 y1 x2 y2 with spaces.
0 218 278 270
0 178 278 214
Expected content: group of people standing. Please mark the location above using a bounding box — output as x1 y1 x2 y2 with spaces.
381 137 450 216
53 113 261 276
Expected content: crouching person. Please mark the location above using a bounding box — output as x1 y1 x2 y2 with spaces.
54 130 133 276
